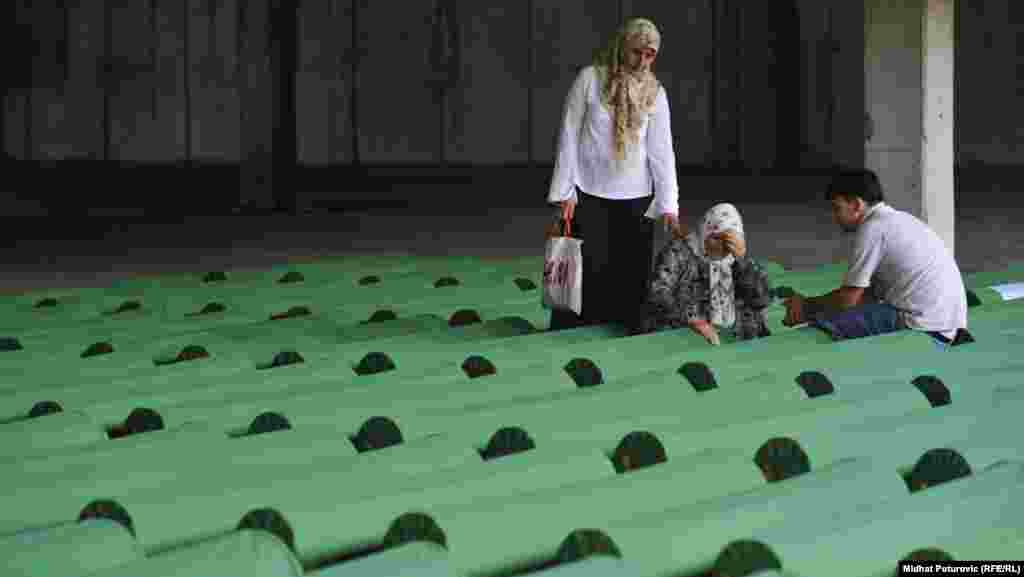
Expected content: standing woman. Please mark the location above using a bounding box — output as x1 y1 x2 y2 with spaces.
547 17 682 330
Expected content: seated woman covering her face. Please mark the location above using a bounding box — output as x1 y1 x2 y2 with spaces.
635 203 772 345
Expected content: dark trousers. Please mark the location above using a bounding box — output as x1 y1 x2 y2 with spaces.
549 190 655 331
809 301 975 347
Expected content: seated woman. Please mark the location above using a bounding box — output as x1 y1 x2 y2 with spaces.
635 203 772 344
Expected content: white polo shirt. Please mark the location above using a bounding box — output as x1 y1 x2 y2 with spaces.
547 65 679 219
844 202 968 339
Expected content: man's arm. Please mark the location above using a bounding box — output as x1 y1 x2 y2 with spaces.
784 286 867 326
805 286 867 315
790 215 882 325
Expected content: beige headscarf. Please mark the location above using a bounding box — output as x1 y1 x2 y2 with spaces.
592 18 662 170
685 203 746 328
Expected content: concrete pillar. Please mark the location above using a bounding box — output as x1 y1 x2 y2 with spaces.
921 0 956 254
864 0 955 253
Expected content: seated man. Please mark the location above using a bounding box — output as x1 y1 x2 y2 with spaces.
783 168 973 347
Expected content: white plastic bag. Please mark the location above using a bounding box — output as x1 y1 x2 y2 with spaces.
542 219 583 315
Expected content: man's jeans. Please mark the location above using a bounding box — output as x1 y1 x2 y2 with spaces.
807 301 974 348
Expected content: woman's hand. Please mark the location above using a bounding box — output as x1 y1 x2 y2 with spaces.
661 212 687 238
560 200 577 222
689 318 721 346
719 230 746 258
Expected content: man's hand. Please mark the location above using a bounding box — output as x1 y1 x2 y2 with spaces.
689 319 721 346
783 294 806 327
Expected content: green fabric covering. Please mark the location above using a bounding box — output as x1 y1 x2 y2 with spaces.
0 420 221 467
371 328 1022 446
0 254 564 318
527 556 639 576
593 457 906 577
0 313 542 423
424 367 934 450
0 410 105 459
792 386 1024 474
3 268 542 359
2 253 1023 570
0 254 536 334
309 541 453 576
0 518 141 577
662 385 1024 488
3 293 1020 458
931 527 1024 560
85 433 479 554
708 305 1024 390
755 461 1024 577
0 425 361 536
56 305 1021 446
0 433 473 540
759 329 1024 401
966 286 1007 307
0 253 436 320
285 444 616 564
87 529 303 577
394 449 766 577
0 319 628 426
1 311 441 366
10 422 356 478
757 260 788 278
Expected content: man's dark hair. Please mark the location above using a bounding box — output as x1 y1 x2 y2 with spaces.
826 168 885 205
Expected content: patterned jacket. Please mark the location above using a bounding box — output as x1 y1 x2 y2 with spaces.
637 238 772 340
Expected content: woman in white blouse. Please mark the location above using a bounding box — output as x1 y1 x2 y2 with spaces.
547 17 683 330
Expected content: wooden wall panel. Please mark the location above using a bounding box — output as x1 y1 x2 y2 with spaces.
107 0 161 161
188 0 242 161
831 0 865 169
297 0 354 166
621 0 714 166
530 0 619 165
444 0 530 165
356 0 441 164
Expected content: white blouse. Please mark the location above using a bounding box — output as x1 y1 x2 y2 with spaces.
547 65 680 219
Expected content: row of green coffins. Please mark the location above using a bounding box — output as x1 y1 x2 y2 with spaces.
318 456 1024 577
0 253 531 325
0 255 801 368
1 258 546 355
1 294 1020 471
2 339 1021 564
0 260 1013 405
7 450 1020 577
4 258 1019 577
2 255 1009 360
2 294 1019 456
5 323 1021 512
1 260 1018 420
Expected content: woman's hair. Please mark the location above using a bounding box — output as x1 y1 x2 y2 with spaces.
826 168 885 205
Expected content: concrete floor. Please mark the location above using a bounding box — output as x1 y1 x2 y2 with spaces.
1 193 1022 295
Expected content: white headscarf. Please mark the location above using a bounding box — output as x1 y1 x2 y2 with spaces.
685 203 745 328
592 18 662 172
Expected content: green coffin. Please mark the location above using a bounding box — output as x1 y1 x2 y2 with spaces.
753 460 1024 577
0 518 141 577
585 456 909 577
86 529 303 577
